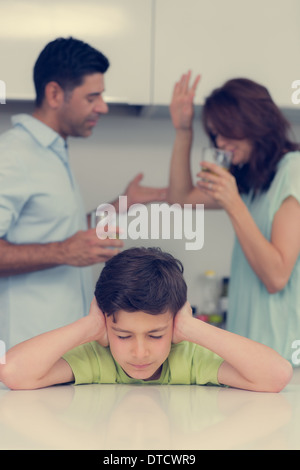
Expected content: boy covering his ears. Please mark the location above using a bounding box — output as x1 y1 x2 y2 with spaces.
0 247 292 392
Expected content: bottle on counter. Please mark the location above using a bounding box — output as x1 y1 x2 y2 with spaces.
201 270 222 326
219 277 229 327
191 305 197 316
192 305 209 322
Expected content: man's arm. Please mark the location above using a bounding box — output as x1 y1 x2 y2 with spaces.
173 302 293 392
0 230 123 276
0 298 108 390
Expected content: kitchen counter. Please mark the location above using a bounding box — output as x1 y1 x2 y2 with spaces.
0 368 300 451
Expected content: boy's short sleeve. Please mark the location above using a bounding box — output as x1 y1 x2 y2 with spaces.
168 342 224 385
63 342 118 385
191 344 224 385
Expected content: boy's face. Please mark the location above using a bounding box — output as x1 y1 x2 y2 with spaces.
106 309 174 381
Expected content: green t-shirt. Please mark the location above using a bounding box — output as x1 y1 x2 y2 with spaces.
63 341 224 386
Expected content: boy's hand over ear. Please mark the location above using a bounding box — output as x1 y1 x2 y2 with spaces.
172 301 193 344
88 297 109 347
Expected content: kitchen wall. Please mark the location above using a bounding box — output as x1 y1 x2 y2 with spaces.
1 101 300 311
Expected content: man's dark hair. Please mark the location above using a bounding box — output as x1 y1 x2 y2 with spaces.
94 247 187 318
33 36 110 107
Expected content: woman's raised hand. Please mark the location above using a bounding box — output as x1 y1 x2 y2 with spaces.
170 71 201 130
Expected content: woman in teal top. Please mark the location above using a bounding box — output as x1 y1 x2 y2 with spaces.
168 72 300 364
227 151 300 362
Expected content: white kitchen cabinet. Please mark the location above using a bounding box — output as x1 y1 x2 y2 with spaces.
0 0 153 104
153 0 300 107
1 0 299 109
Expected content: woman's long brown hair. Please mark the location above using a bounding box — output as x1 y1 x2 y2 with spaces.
202 78 299 194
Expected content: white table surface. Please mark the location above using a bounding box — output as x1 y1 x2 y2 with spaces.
1 368 300 450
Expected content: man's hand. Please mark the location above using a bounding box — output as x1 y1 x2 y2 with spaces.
172 301 193 344
124 173 167 208
88 297 109 347
61 229 124 266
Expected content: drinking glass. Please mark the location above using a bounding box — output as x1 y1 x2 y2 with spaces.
202 147 232 171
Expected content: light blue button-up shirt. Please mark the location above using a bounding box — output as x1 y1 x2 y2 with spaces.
0 114 93 348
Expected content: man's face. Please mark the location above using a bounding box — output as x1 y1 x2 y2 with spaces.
106 309 174 381
57 73 108 139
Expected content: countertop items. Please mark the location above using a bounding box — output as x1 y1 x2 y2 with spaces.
0 369 300 450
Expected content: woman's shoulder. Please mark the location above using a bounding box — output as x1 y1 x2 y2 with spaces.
278 150 300 171
271 151 300 205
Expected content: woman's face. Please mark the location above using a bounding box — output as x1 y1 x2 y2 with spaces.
216 134 253 166
208 125 253 166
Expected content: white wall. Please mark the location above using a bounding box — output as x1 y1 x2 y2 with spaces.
1 102 300 311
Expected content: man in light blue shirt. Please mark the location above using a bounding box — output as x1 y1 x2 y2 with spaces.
0 37 166 348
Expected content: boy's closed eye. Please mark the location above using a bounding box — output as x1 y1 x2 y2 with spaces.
117 335 164 340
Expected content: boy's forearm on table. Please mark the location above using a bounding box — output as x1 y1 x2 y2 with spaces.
180 316 292 390
182 315 277 365
3 316 95 387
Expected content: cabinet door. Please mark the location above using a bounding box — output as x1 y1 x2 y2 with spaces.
153 0 300 107
0 0 152 104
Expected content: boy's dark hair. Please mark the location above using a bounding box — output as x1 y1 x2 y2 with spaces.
33 36 110 107
94 247 187 318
